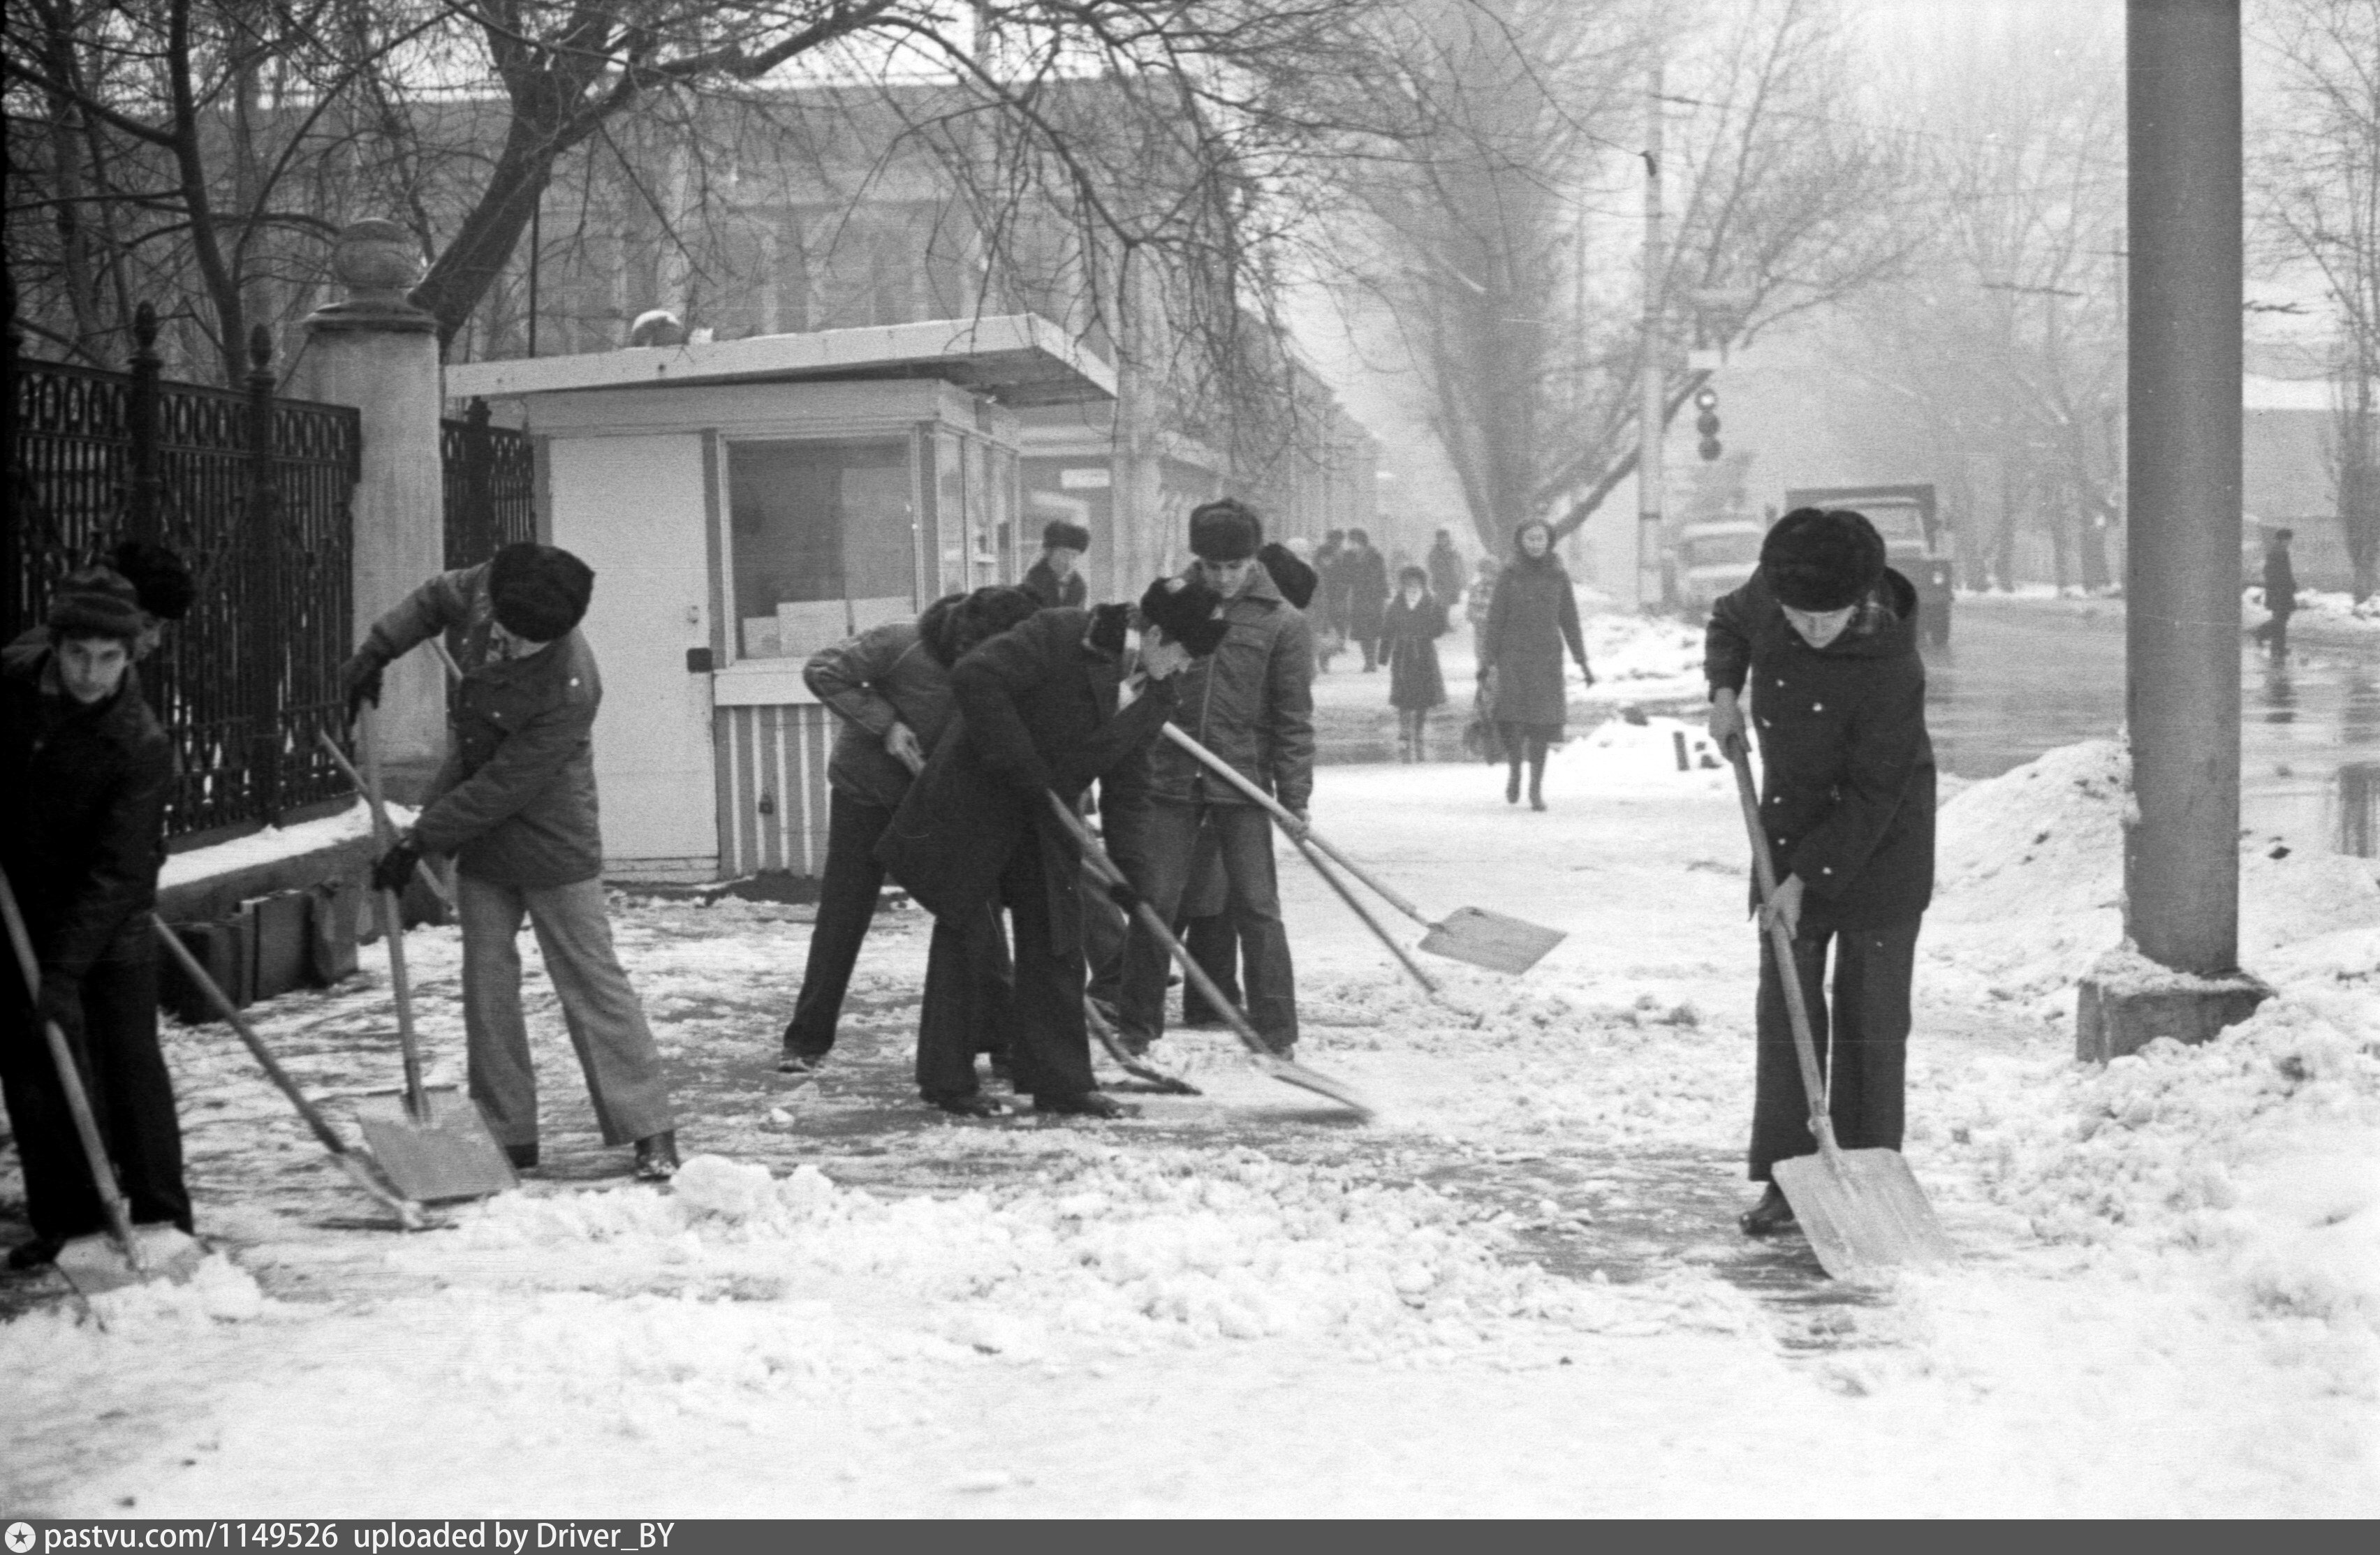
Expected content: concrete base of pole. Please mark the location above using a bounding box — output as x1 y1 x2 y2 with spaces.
2074 948 2271 1063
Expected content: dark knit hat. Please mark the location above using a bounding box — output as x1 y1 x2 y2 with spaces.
47 566 146 642
1138 575 1230 656
955 584 1038 650
1042 519 1092 554
1398 564 1430 589
1256 540 1318 610
1761 508 1886 612
108 540 197 621
1188 499 1261 562
488 542 595 641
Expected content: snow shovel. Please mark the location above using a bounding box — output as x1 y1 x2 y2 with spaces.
1159 723 1564 975
0 866 205 1293
1048 793 1372 1119
149 916 429 1230
347 711 516 1203
1724 741 1955 1280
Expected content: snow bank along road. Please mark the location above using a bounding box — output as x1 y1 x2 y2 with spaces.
3 720 2375 1516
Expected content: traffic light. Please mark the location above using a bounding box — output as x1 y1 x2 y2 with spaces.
1694 385 1721 462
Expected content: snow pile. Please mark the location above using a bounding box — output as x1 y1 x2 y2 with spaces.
2252 587 2380 635
1925 738 2380 1011
1579 608 1703 698
1553 713 1728 788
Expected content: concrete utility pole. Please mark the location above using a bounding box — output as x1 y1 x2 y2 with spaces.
1637 56 1666 610
2078 0 2268 1059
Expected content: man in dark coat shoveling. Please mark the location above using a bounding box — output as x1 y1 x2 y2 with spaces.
1705 508 1937 1237
876 578 1225 1117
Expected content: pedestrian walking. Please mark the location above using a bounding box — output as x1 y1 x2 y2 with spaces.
2252 527 2297 660
1023 519 1091 610
339 543 681 1179
1381 565 1450 762
875 582 1220 1116
1478 519 1592 811
1115 501 1316 1059
777 587 1039 1076
1 567 191 1270
1426 528 1465 608
1312 529 1347 672
1340 528 1390 672
1705 508 1937 1238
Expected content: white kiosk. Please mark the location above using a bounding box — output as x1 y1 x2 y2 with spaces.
445 316 1116 883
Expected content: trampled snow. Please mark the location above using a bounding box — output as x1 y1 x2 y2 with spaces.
4 615 2375 1516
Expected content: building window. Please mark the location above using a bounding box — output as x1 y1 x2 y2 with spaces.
726 439 916 661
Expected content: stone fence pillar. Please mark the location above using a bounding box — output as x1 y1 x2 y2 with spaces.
291 219 446 800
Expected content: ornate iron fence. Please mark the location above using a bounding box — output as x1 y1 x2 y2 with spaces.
442 398 536 569
6 304 362 844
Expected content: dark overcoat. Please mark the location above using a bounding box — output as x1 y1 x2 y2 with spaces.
1704 568 1936 929
1481 550 1588 733
1022 558 1087 611
1381 594 1449 712
875 608 1173 945
2263 544 2298 617
1343 547 1390 641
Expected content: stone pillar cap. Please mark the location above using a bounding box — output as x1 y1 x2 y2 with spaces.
305 218 438 334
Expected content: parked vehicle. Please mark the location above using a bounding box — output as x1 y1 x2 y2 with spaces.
1673 518 1768 611
1783 483 1953 645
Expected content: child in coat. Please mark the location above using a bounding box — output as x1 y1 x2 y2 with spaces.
1381 564 1450 761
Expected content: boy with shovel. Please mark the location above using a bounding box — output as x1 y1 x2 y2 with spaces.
1706 508 1937 1238
339 543 679 1180
1 567 192 1270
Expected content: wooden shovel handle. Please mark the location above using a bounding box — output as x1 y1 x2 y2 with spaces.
1725 740 1844 1167
0 864 143 1270
1157 722 1432 929
315 731 450 910
357 712 431 1122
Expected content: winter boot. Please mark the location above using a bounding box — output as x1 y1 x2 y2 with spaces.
1528 754 1548 811
632 1130 680 1181
504 1142 539 1171
1505 760 1522 804
933 1093 1013 1119
1036 1090 1140 1119
1738 1183 1796 1236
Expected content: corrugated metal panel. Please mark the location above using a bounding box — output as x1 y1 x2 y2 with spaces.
714 703 836 879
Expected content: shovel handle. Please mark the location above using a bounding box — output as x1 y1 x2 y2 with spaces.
358 713 432 1123
1724 739 1845 1168
1291 834 1440 996
1045 792 1281 1066
1157 723 1432 929
0 866 145 1272
315 731 451 910
149 916 348 1159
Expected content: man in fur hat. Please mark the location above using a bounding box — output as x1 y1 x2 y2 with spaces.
876 579 1223 1117
1705 508 1937 1237
1114 499 1316 1059
1 568 191 1269
1024 519 1092 611
339 543 680 1180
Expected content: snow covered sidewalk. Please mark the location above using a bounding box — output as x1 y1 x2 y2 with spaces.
3 728 2375 1516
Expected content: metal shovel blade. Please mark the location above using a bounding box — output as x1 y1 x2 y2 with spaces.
1253 1052 1376 1121
1771 1147 1957 1282
355 1087 518 1204
1417 906 1566 975
54 1225 208 1296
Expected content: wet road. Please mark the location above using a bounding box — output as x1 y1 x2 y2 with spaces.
1928 600 2380 850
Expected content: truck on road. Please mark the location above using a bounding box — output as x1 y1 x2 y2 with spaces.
1782 482 1954 645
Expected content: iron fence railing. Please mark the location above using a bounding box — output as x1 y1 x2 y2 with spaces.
443 398 536 570
6 304 362 844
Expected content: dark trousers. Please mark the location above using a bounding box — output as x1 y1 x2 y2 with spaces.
2 947 191 1241
2254 612 2291 658
1180 914 1243 1026
784 790 895 1059
1749 916 1921 1182
1119 801 1296 1047
916 904 1020 1101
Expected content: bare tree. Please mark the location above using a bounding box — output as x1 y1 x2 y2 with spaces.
2256 0 2380 600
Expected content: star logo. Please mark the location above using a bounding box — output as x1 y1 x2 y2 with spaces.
6 1522 36 1554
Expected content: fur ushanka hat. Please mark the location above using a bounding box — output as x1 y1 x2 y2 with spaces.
489 542 596 642
1138 575 1230 656
1042 519 1092 554
1760 507 1886 612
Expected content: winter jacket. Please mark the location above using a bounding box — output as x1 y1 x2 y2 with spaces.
1481 548 1589 732
1140 562 1316 814
2263 544 2298 617
807 596 963 811
1311 543 1346 633
875 608 1173 929
1022 558 1087 611
0 642 172 975
1382 594 1450 712
362 564 605 888
1340 547 1389 640
1705 567 1937 929
1427 542 1465 606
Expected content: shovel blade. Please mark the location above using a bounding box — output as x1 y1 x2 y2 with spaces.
1418 906 1566 975
355 1087 518 1204
1772 1147 1956 1281
54 1225 207 1295
1252 1052 1376 1120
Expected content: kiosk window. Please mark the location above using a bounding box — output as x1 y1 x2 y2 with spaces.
727 439 915 661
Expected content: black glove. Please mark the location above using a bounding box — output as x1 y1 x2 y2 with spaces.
338 649 387 723
371 836 424 895
34 971 84 1042
1103 878 1143 916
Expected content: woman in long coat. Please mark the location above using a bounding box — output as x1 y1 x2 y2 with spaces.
1478 519 1593 809
1381 565 1449 762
